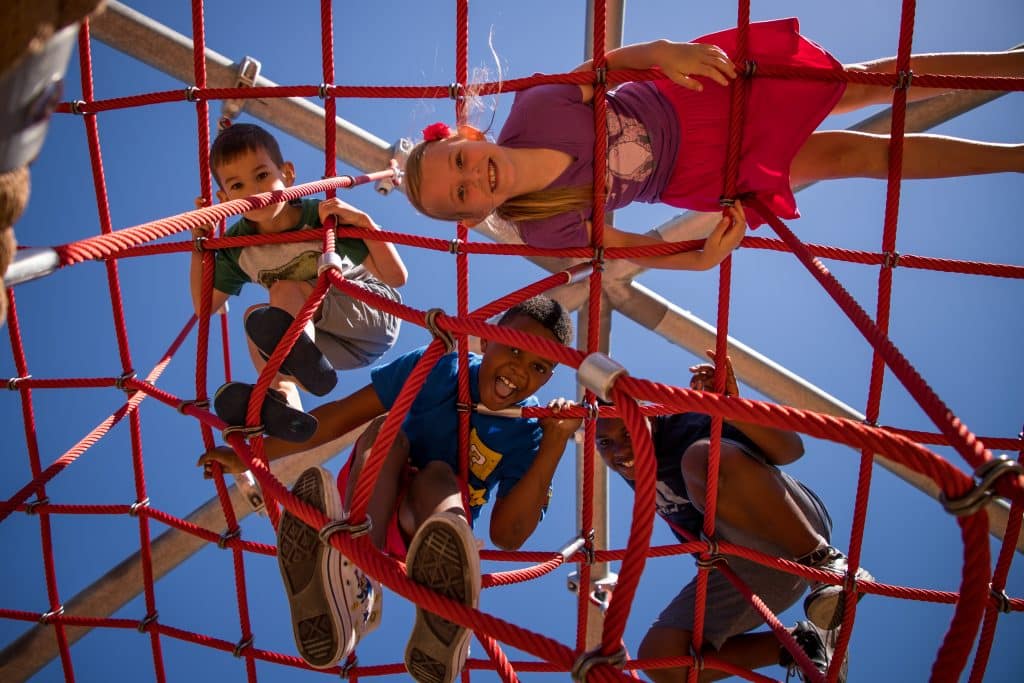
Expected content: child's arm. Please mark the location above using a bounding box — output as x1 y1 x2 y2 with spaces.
196 383 386 474
598 202 745 271
318 198 408 287
690 350 805 466
573 39 737 103
188 197 230 316
489 398 582 550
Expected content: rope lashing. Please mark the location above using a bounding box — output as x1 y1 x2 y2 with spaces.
578 352 629 402
571 646 627 682
940 455 1024 517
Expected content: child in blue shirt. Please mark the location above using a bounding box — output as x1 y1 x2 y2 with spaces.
199 295 579 683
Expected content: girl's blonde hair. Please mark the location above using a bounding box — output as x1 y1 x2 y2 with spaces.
405 128 594 224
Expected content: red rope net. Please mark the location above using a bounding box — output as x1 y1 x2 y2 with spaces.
2 2 1022 682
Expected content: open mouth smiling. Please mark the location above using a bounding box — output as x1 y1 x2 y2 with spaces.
488 159 497 192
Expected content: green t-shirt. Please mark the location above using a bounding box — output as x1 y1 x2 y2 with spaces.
213 198 370 295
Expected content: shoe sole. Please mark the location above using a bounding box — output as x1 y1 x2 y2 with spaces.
404 514 479 683
213 381 318 443
804 568 874 630
277 467 355 668
246 306 337 397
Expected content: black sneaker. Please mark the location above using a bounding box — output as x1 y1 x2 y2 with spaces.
781 620 848 683
803 546 873 630
245 305 337 396
213 381 317 443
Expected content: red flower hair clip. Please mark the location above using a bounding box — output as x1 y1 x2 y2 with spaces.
422 122 453 142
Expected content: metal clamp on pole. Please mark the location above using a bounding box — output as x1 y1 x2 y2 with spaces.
376 139 413 195
220 56 261 121
578 353 628 402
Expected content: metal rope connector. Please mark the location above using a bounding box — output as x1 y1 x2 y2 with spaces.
883 250 901 269
718 195 736 208
192 235 207 253
319 516 373 543
895 69 914 90
448 238 462 254
376 143 413 196
990 585 1012 614
940 455 1024 517
591 246 605 272
448 82 463 100
571 646 627 682
424 308 455 352
69 100 86 115
578 353 629 402
176 398 209 414
222 424 265 440
138 611 158 633
593 66 607 85
233 634 254 657
695 533 728 570
743 60 758 78
115 370 138 394
25 496 49 514
129 497 150 517
184 86 200 102
7 374 31 390
218 527 241 549
339 655 359 678
39 605 64 624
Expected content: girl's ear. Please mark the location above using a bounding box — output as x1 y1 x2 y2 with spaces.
215 188 228 203
457 124 485 141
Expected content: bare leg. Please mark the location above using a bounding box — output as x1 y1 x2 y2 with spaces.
343 416 411 551
402 461 466 537
639 625 792 682
834 50 1024 114
681 441 826 559
791 130 1024 185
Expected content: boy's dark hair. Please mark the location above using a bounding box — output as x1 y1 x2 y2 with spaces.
209 123 285 185
497 295 573 346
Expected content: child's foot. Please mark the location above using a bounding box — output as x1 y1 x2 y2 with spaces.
245 305 337 396
781 621 848 683
277 466 380 668
802 546 874 630
213 381 318 443
404 511 479 683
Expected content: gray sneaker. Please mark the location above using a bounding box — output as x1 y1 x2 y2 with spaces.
404 511 480 683
781 621 848 683
277 466 375 668
803 546 873 630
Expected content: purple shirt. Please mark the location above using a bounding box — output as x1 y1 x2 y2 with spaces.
497 81 679 248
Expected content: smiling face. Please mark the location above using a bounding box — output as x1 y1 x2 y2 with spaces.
595 415 648 481
415 136 513 225
214 147 296 232
477 314 558 410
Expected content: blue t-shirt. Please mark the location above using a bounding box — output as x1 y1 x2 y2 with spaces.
370 346 543 521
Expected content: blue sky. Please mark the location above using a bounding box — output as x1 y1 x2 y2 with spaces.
1 1 1022 681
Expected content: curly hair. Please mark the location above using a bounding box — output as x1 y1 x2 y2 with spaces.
497 295 573 346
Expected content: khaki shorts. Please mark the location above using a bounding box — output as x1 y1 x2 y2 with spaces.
315 277 401 370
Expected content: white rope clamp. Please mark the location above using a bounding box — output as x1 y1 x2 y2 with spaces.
317 251 346 277
578 353 629 402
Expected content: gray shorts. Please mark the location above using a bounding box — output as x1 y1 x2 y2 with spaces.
652 438 833 650
314 278 401 370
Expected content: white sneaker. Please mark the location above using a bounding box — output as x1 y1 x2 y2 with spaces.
404 511 480 683
803 546 873 630
277 466 374 668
